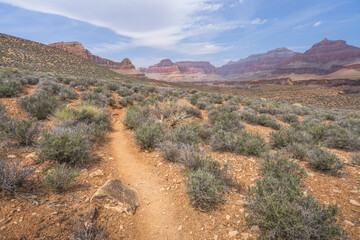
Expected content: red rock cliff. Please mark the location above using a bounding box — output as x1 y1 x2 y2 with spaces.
140 59 219 74
49 42 144 77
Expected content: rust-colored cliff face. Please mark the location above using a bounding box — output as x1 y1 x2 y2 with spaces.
49 42 144 77
275 38 360 75
140 59 218 75
219 48 296 75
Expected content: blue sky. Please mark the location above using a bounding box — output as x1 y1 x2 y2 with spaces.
0 0 359 68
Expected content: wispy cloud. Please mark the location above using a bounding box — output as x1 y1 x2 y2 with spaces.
313 21 322 27
251 18 268 25
0 0 234 53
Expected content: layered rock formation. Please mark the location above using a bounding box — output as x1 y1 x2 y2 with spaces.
49 42 144 77
139 59 221 82
275 38 360 75
219 48 296 76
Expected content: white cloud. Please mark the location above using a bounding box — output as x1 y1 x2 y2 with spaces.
313 21 322 27
0 0 232 51
251 18 268 25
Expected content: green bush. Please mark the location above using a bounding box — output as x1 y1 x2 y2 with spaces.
246 153 344 239
307 148 344 174
211 129 267 156
323 125 360 151
269 128 311 149
18 91 60 120
174 122 201 146
186 169 226 209
351 153 360 165
286 143 309 160
123 106 150 129
209 106 244 132
0 160 34 192
0 79 23 97
38 124 90 164
257 114 281 130
53 107 76 122
279 112 299 124
1 118 40 145
134 122 164 149
43 164 78 191
186 107 202 118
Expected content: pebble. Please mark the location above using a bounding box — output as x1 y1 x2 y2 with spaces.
226 215 231 220
229 231 238 237
235 200 244 206
89 169 104 178
241 233 250 239
214 234 218 240
349 199 360 207
7 155 16 159
344 220 355 227
178 225 183 231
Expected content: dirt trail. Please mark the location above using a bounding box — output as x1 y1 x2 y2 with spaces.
108 109 185 240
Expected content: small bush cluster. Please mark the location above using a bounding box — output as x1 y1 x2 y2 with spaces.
43 164 79 191
0 118 40 145
123 106 150 129
246 153 344 239
37 124 90 164
209 105 244 132
18 91 59 120
135 122 164 149
351 153 360 165
211 130 267 156
0 160 34 192
257 114 282 130
0 79 24 97
307 148 344 174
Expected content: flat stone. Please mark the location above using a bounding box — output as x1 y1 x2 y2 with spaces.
344 220 355 227
7 155 16 159
226 215 231 220
229 231 238 237
89 169 104 178
91 179 140 214
235 200 245 206
178 225 183 231
241 233 250 239
25 152 37 159
349 199 360 207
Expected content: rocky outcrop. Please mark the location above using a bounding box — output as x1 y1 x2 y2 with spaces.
49 42 144 77
219 48 296 76
275 38 360 75
91 179 140 215
139 59 221 82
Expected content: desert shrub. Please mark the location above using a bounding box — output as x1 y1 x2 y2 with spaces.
107 97 116 107
117 87 134 97
351 153 360 165
58 86 78 100
71 216 107 240
246 154 343 239
234 130 268 156
81 91 107 107
1 118 40 145
186 107 202 118
26 76 39 85
240 108 258 124
73 105 110 127
43 164 79 191
297 120 327 143
257 114 281 130
186 169 226 209
174 122 201 146
38 124 90 164
323 125 360 151
18 91 59 120
0 103 6 117
286 143 309 160
0 160 34 192
0 79 23 97
209 106 244 132
196 101 208 110
157 141 198 167
269 128 311 149
307 148 344 174
123 106 150 129
279 112 299 124
53 107 75 122
198 123 212 143
211 130 267 156
134 122 164 149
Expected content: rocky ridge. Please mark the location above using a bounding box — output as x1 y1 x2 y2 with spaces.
49 42 144 77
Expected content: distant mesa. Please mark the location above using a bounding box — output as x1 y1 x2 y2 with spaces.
275 38 360 75
49 41 144 77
